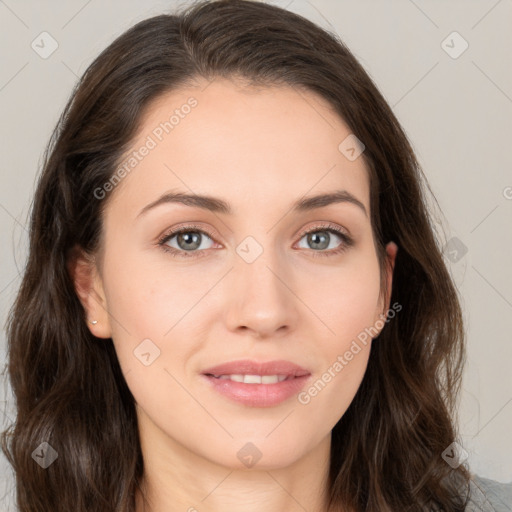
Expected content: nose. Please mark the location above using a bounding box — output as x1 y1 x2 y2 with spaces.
223 250 300 339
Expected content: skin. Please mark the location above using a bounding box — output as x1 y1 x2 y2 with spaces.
70 77 398 512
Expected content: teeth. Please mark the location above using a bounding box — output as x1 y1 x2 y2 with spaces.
213 374 289 384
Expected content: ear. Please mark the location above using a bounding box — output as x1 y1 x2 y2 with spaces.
383 241 398 312
67 245 112 338
373 241 398 330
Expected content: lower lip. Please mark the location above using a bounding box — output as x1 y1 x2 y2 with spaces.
201 374 311 407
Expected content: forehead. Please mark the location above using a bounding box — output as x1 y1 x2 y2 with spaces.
108 77 370 218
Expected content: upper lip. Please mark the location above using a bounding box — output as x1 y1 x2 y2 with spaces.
201 359 311 377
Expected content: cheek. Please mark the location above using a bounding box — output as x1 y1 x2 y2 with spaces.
295 250 382 344
295 252 380 415
102 249 193 333
101 247 217 377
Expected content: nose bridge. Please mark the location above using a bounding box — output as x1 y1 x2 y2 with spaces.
225 232 299 336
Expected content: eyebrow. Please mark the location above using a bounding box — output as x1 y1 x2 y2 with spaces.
137 189 368 218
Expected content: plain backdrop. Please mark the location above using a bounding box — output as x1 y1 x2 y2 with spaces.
1 0 511 508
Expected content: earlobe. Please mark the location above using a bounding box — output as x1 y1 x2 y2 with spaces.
67 245 112 338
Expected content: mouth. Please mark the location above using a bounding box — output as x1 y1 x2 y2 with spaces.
200 360 312 407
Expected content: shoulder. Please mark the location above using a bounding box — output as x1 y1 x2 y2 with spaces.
465 474 512 511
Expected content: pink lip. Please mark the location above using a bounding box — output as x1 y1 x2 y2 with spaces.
201 359 312 408
201 359 310 377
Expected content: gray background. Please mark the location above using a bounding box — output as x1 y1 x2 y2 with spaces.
1 0 511 508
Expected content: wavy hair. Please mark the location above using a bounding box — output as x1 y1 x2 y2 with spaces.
1 0 471 510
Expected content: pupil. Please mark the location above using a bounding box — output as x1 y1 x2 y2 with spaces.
309 232 329 250
178 232 201 250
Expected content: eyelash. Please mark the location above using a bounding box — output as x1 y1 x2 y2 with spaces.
157 222 354 259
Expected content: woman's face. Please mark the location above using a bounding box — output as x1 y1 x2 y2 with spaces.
84 78 397 470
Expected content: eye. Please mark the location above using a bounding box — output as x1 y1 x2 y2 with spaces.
157 224 216 259
295 223 353 257
157 222 354 259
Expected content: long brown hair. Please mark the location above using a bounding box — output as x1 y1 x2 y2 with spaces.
1 0 471 510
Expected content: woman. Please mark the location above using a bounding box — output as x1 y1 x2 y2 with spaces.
1 0 510 510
